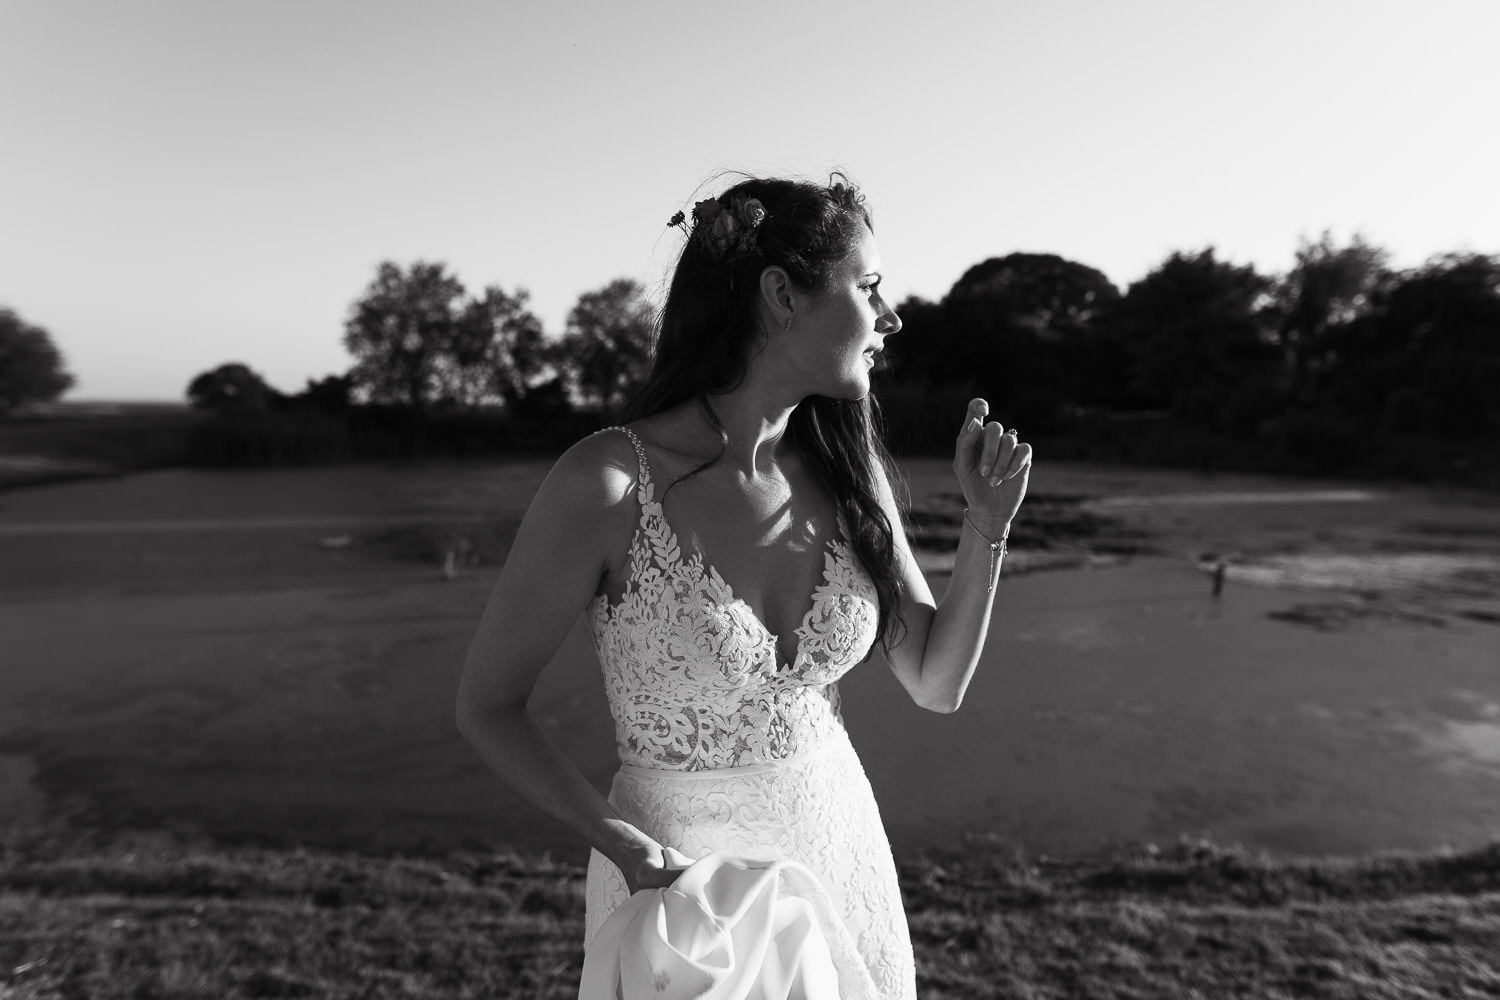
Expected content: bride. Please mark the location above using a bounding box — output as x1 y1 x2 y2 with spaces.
455 174 1031 998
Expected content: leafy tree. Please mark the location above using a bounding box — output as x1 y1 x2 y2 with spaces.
877 295 969 451
881 295 944 383
186 362 280 411
885 253 1120 427
946 253 1120 334
462 285 549 410
344 261 464 411
555 278 655 415
881 292 970 392
1106 249 1279 431
0 308 75 415
1322 252 1500 434
1270 232 1390 408
343 261 544 411
286 373 352 413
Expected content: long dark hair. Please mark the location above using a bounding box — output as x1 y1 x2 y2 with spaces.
624 174 907 652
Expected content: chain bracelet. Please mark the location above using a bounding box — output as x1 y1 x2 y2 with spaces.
962 508 1010 595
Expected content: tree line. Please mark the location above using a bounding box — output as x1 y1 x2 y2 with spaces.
3 234 1496 483
185 264 653 424
886 237 1498 442
877 237 1499 480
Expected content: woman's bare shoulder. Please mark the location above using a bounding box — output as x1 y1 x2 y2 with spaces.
540 428 644 513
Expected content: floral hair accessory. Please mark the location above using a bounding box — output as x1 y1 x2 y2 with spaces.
667 195 768 265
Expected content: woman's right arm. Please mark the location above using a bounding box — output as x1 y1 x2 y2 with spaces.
454 432 676 895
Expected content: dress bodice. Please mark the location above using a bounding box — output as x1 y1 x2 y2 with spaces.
587 426 880 772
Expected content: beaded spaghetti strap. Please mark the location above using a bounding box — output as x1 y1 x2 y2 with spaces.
598 425 652 508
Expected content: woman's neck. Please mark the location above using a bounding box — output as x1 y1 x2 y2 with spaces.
701 380 802 480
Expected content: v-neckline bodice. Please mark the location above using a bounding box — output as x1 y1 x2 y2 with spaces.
658 506 848 674
587 425 882 772
603 424 853 674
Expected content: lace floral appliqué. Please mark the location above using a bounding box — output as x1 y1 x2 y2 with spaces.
587 430 879 772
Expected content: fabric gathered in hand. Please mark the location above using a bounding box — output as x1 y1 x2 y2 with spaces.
579 851 879 1000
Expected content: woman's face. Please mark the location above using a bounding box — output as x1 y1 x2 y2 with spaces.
793 226 902 400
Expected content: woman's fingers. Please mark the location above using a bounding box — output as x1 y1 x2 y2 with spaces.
982 431 1030 484
960 400 1030 485
962 398 988 436
978 421 1003 477
994 429 1020 483
1003 440 1033 479
956 399 988 476
627 855 685 895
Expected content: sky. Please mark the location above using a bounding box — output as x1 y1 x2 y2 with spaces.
3 0 1497 402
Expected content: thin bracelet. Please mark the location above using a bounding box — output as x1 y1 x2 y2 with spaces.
962 509 1010 594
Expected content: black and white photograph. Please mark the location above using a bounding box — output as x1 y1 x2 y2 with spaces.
2 1 1498 997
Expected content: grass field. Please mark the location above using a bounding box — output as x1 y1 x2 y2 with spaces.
4 823 1499 999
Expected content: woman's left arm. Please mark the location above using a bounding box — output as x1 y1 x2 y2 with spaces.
876 397 1031 712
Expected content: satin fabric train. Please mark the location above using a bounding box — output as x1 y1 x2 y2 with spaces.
580 851 877 1000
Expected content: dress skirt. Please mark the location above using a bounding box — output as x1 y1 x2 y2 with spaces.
584 728 916 999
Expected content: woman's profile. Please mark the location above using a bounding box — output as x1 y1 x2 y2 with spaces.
456 173 1032 998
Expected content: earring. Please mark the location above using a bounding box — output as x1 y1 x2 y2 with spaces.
783 316 793 333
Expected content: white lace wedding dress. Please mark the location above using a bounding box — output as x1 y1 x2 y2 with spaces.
583 426 916 999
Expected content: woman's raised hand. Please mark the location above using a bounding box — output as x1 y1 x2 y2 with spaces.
953 397 1032 535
